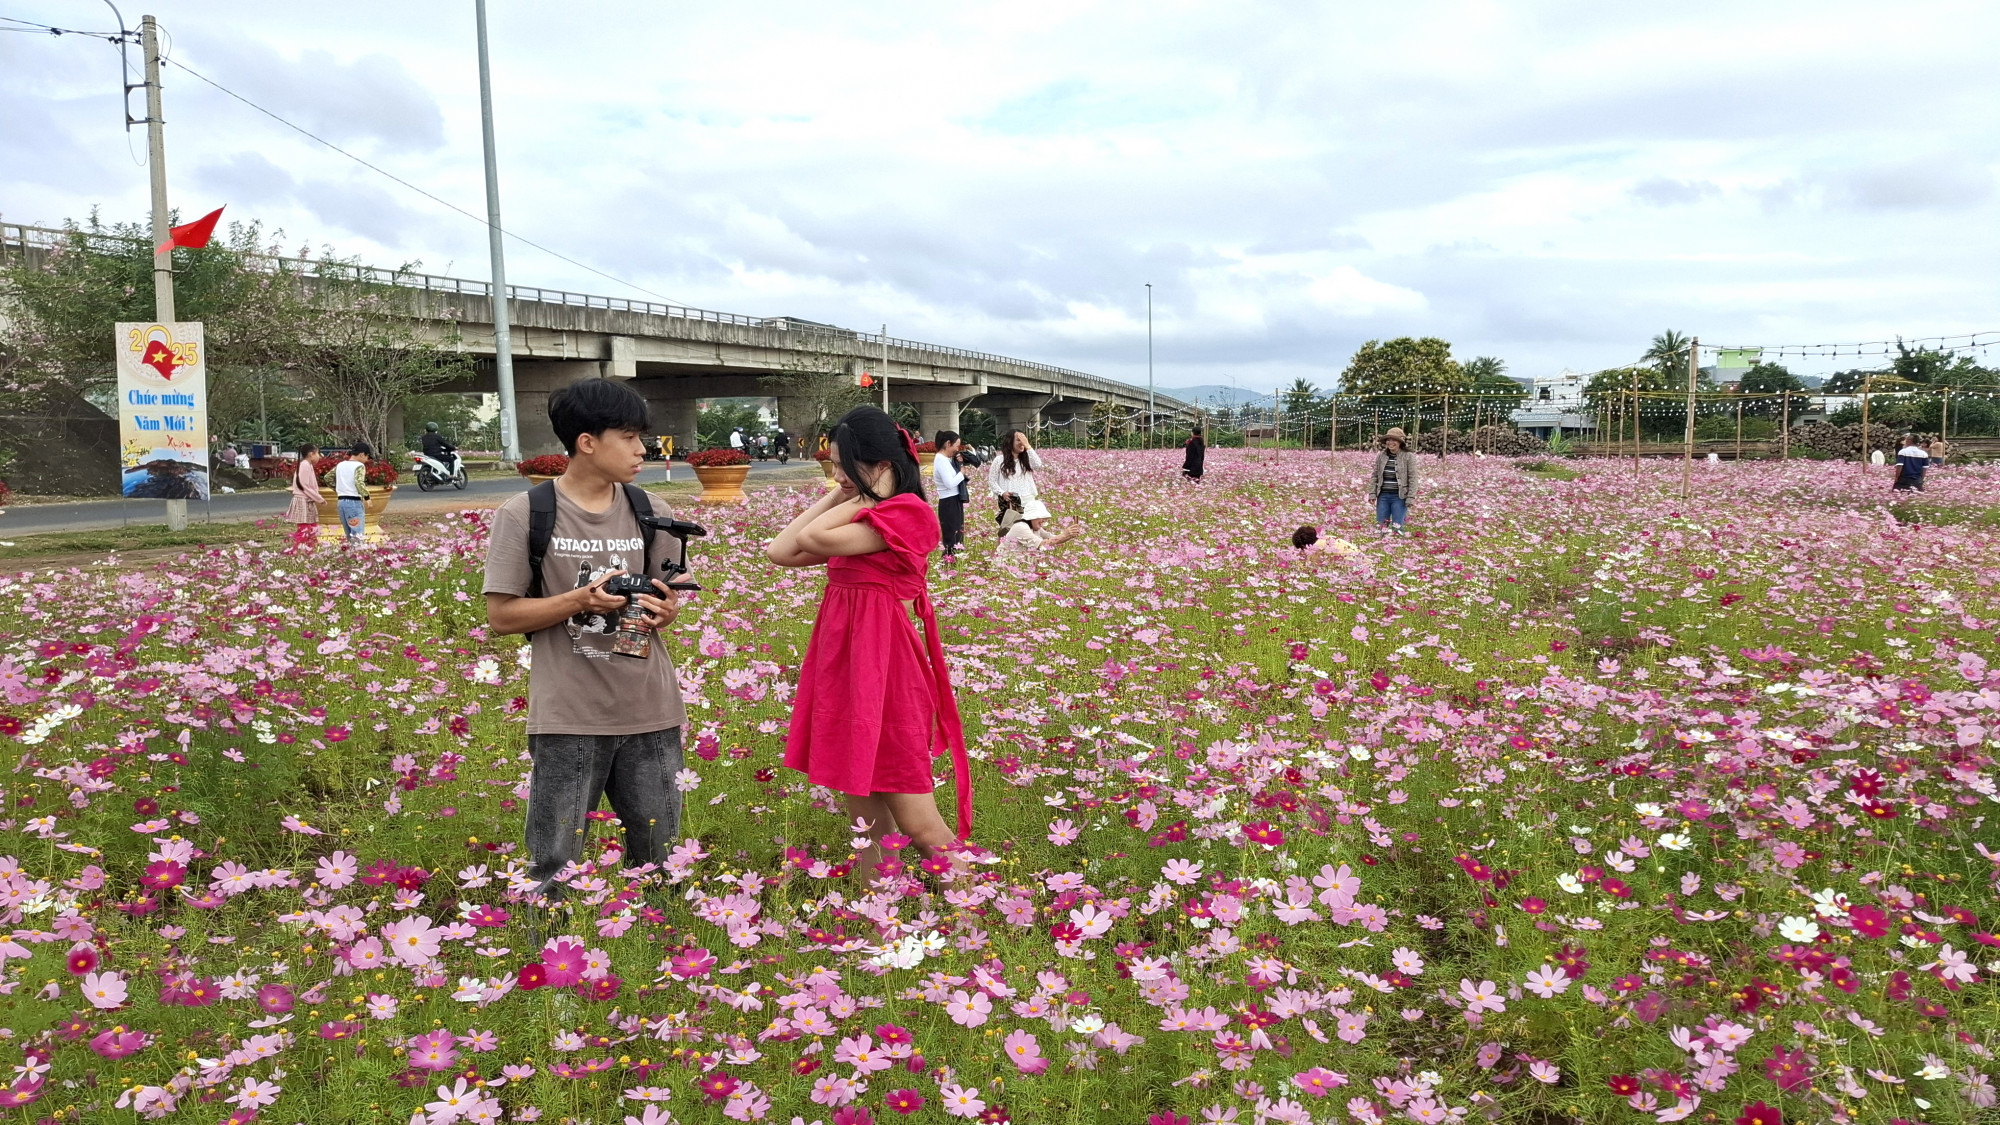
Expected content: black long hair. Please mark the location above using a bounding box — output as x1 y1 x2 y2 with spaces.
999 429 1036 477
830 405 923 502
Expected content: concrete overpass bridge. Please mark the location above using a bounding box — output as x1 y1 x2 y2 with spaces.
4 222 1194 456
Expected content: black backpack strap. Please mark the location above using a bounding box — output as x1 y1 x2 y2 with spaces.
622 482 656 580
524 481 558 599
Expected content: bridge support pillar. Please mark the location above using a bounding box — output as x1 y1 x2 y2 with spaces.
1068 414 1089 441
776 397 820 447
514 360 608 457
976 394 1052 437
891 382 987 442
629 383 700 456
386 403 406 451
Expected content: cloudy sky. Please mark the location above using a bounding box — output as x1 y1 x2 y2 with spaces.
5 0 1997 393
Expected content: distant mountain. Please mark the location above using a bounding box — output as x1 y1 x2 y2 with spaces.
1158 384 1279 407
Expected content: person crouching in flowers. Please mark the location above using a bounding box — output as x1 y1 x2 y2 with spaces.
767 405 976 884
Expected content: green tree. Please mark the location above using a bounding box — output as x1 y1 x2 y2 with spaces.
1460 357 1525 421
1890 341 1987 388
696 398 770 449
1736 361 1805 419
1340 337 1466 440
0 212 316 419
1279 378 1326 446
1340 337 1467 399
1644 329 1692 377
1585 366 1686 441
290 264 475 455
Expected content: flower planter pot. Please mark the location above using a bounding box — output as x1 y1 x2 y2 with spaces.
525 474 558 486
818 460 836 479
693 465 751 504
318 486 394 541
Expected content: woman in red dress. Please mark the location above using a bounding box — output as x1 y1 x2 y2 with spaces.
768 406 973 883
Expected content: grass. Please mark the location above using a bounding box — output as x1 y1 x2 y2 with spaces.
0 519 277 560
1516 459 1582 480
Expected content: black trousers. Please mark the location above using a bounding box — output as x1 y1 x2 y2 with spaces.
938 493 965 553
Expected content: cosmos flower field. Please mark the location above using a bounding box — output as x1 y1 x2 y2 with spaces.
1 449 1997 1125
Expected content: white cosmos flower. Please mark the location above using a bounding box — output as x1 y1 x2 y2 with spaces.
1557 873 1586 894
1777 916 1821 942
1657 833 1692 852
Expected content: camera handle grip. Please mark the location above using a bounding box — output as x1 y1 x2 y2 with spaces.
664 581 701 592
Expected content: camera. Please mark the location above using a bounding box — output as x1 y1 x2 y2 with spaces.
606 516 707 660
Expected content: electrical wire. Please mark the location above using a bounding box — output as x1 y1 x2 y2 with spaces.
0 14 131 38
155 52 691 309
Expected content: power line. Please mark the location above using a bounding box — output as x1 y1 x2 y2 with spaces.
0 14 131 39
154 52 691 308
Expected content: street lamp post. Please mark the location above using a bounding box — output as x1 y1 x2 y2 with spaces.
1145 283 1153 448
475 0 520 463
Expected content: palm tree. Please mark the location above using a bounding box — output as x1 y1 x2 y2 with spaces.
1645 330 1691 375
1280 378 1324 447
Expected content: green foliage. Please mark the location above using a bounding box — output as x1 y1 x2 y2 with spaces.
1340 336 1468 400
0 212 474 457
1694 415 1777 440
696 397 771 448
0 213 315 415
402 393 497 451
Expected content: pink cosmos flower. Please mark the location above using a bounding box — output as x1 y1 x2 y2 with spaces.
542 939 587 986
408 1029 461 1072
944 989 992 1028
834 1034 893 1074
1292 1068 1348 1097
810 1074 863 1106
669 947 716 979
1459 979 1506 1014
938 1082 986 1119
381 915 441 966
89 1027 148 1060
80 971 127 1010
1003 1028 1048 1075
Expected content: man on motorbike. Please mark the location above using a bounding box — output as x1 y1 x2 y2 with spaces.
422 422 455 463
418 422 466 489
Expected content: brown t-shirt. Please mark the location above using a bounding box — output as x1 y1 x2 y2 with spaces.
482 483 687 736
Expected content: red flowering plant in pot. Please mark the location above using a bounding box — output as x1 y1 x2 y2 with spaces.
515 454 570 477
316 456 401 488
684 448 751 468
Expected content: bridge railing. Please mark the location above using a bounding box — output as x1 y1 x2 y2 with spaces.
2 221 1189 411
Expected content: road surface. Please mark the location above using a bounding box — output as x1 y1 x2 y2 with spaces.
0 461 815 536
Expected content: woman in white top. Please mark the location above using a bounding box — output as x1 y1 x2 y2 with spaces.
996 495 1079 550
988 430 1050 536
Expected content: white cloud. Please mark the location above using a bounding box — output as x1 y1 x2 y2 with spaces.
1 0 1995 391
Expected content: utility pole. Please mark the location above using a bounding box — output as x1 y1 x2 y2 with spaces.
1145 283 1154 449
1780 391 1790 460
881 325 889 412
140 14 187 531
1859 373 1872 471
475 0 520 462
1681 336 1698 499
143 16 172 325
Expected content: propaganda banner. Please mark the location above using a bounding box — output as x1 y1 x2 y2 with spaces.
115 322 210 500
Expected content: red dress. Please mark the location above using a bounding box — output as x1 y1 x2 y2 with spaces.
783 494 972 838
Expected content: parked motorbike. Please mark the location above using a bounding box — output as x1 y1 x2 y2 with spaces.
412 448 468 491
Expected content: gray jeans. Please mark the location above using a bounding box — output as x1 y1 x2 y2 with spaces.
525 727 684 897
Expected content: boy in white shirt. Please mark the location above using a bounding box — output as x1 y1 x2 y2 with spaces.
932 430 968 557
332 443 373 543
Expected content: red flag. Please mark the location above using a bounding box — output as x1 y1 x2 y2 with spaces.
155 206 224 256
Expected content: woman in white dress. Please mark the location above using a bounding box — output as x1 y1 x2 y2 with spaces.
988 430 1051 537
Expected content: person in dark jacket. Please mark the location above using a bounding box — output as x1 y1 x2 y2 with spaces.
1366 427 1417 532
1892 435 1928 491
1182 426 1206 480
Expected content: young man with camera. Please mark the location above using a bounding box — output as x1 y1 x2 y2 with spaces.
482 379 688 903
932 429 970 557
